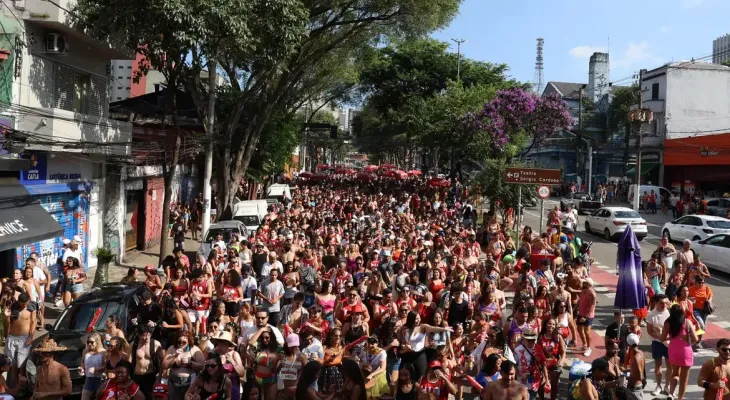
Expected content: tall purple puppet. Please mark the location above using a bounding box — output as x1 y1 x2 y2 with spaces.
615 225 647 309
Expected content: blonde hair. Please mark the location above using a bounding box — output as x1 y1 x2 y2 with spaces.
87 332 105 353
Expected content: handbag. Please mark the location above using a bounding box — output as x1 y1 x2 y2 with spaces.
704 298 716 315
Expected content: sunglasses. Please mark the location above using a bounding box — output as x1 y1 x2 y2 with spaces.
720 348 730 353
87 341 95 345
205 364 217 369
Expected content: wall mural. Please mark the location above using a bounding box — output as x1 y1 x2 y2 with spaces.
102 170 121 254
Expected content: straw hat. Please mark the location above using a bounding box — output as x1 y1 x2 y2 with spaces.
210 331 236 347
33 339 67 353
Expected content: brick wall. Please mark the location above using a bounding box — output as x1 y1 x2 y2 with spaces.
143 177 164 249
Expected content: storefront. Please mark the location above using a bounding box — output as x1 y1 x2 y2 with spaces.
123 166 165 253
18 152 93 279
0 178 65 278
664 133 730 195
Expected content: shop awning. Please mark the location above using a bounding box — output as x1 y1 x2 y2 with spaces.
626 162 659 176
0 178 64 252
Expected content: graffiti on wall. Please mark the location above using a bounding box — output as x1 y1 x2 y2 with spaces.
144 177 164 249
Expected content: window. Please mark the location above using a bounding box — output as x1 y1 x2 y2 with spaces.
117 97 121 100
127 66 132 69
118 66 124 69
651 83 659 100
73 74 91 114
706 234 727 246
117 86 122 89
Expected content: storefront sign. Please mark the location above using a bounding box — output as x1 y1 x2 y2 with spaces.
504 167 561 185
642 152 660 162
20 153 47 184
0 219 29 237
700 146 719 157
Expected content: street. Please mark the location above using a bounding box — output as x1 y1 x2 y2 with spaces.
519 198 729 400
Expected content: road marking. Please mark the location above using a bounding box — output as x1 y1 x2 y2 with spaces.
714 320 730 329
604 292 616 299
594 329 606 337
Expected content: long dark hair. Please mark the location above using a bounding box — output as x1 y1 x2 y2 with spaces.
341 359 367 400
405 311 419 330
295 361 322 400
667 304 686 337
201 352 224 382
482 353 502 375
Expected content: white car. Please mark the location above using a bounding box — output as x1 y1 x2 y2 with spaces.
584 207 648 241
693 234 730 274
661 215 730 243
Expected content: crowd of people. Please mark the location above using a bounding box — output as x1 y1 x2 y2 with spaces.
1 178 729 400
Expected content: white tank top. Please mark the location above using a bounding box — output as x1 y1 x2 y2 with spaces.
409 330 426 352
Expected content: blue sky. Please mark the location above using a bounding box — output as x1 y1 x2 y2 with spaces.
432 0 730 87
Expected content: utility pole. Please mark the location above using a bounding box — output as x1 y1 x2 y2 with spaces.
451 39 466 80
202 60 217 237
632 69 645 211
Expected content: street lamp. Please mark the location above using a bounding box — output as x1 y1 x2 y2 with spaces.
451 39 466 80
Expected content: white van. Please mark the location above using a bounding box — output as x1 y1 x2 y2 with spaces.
266 184 291 204
232 200 268 233
628 185 672 209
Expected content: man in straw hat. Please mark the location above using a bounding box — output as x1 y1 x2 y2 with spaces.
31 338 71 400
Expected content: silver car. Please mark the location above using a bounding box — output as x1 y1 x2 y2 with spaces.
198 220 248 261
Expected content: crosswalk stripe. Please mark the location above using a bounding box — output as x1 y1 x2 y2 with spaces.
713 320 730 329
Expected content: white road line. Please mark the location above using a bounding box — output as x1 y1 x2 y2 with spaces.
604 293 616 299
713 320 730 329
594 329 606 337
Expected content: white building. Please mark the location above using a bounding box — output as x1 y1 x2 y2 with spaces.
0 0 134 274
110 59 133 101
636 61 730 193
712 34 730 64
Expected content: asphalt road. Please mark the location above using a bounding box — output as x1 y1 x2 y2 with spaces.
516 198 728 400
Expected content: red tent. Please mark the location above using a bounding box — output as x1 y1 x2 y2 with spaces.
408 170 423 176
427 178 450 187
335 168 356 175
364 165 378 172
298 172 313 179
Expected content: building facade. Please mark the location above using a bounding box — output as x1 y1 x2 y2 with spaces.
712 34 730 65
638 62 730 194
0 0 134 279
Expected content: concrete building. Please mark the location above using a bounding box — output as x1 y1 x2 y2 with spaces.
637 61 730 194
0 0 134 278
109 54 147 101
588 53 610 103
712 34 730 65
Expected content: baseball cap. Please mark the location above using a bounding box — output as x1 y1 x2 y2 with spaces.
428 360 442 369
286 333 300 347
626 333 640 347
382 250 392 257
590 357 610 371
62 238 71 245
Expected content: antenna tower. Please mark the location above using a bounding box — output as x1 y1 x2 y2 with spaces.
533 38 545 95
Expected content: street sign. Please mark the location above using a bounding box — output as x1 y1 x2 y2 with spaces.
538 185 550 199
504 167 561 185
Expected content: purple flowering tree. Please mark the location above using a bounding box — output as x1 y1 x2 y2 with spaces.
462 88 573 156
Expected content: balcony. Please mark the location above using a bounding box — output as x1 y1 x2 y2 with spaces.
9 0 133 59
17 108 132 156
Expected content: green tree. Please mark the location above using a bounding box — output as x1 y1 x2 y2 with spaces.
73 0 250 263
354 38 517 166
607 85 640 175
187 0 462 216
472 159 536 222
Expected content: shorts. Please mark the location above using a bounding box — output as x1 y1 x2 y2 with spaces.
576 316 593 327
83 376 102 392
4 334 30 368
66 283 84 294
187 308 209 323
651 341 669 360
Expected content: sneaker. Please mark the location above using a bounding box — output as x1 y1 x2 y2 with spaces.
640 321 647 327
696 342 704 349
651 387 662 397
584 348 592 357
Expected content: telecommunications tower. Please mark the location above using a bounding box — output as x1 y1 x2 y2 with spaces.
533 38 544 95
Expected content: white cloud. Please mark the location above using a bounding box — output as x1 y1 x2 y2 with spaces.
613 41 663 68
569 46 608 58
681 0 703 8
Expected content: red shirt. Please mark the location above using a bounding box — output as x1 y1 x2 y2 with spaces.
419 375 448 400
190 279 210 311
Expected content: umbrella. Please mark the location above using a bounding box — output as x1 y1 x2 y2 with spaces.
408 170 423 176
312 172 328 180
364 165 378 172
316 164 332 170
394 170 408 179
334 167 350 174
615 225 647 310
356 173 375 181
379 163 396 170
298 172 313 179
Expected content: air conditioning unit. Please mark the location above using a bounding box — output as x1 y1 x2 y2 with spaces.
45 33 68 54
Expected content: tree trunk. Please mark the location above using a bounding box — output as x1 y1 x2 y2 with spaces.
92 260 110 287
158 84 182 266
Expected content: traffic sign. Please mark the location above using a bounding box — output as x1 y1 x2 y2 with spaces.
504 167 561 185
538 185 550 199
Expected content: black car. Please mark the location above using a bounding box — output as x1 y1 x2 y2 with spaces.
26 283 146 397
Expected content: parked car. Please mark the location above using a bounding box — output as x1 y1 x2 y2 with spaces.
584 206 648 241
560 192 602 214
661 215 730 242
706 198 730 217
693 234 730 274
27 283 146 397
198 220 248 261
